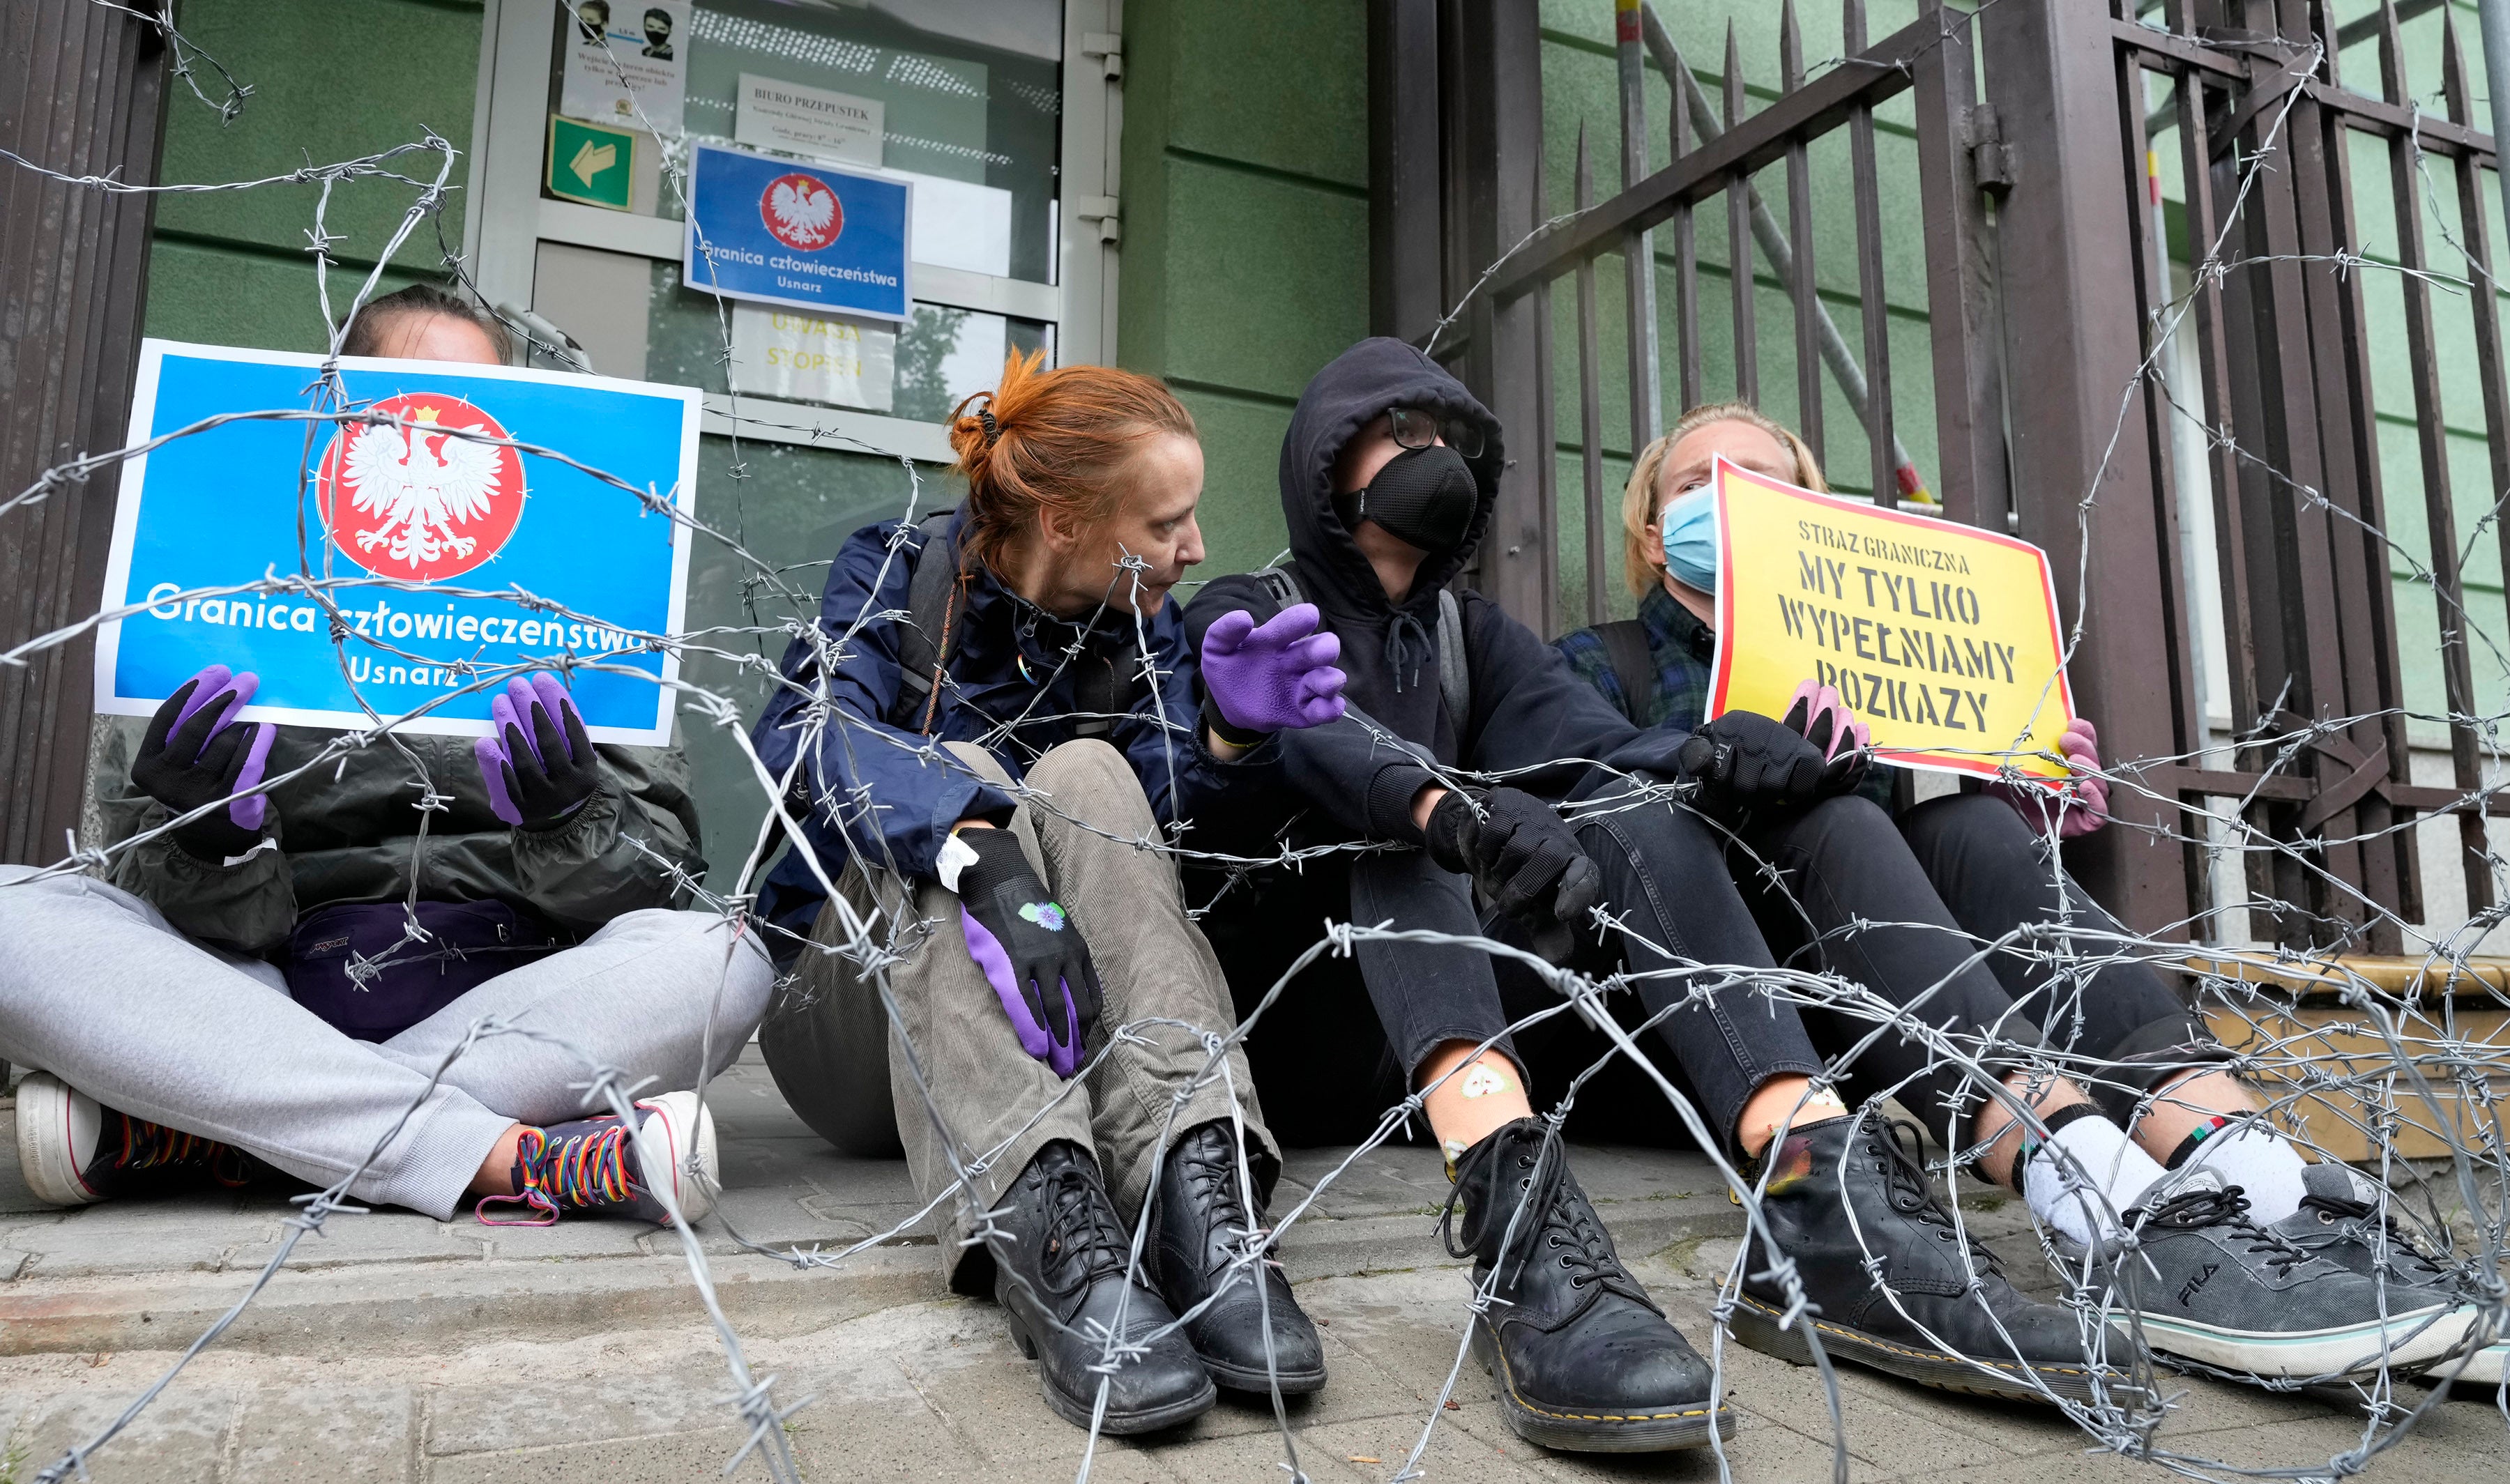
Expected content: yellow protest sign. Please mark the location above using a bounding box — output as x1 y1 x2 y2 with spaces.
1705 457 2074 781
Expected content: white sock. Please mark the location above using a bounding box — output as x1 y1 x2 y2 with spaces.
2021 1113 2168 1248
2175 1119 2309 1223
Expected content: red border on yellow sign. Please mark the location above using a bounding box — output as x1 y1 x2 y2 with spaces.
1704 456 2074 783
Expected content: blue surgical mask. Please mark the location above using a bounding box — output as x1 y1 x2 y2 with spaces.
1659 486 1718 592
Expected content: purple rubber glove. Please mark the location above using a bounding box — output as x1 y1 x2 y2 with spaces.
950 827 1102 1079
472 672 601 829
1198 602 1347 737
1986 717 2108 840
130 664 277 860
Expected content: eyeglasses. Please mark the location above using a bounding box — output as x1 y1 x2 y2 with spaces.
1387 406 1484 461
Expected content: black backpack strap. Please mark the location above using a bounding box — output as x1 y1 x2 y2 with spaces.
1594 619 1657 726
1253 565 1303 610
1436 588 1471 734
888 510 961 733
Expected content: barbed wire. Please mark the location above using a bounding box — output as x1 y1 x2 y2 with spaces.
3 2 2508 1483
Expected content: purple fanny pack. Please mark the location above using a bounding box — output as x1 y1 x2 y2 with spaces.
284 900 566 1042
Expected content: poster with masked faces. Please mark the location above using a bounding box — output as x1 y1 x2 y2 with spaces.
1704 457 2074 782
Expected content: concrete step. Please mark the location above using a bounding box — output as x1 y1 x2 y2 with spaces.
0 1055 1752 1359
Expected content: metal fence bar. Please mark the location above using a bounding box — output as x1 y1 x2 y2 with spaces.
2164 1 2262 742
2117 46 2217 939
1781 0 1825 467
2315 0 2423 936
2375 0 2491 916
1843 0 1898 511
1910 0 2007 530
1574 125 1608 627
1534 139 1562 641
2276 0 2402 944
1640 3 1921 496
1670 41 1702 414
2439 13 2510 848
1978 0 2190 933
1723 23 1757 404
1493 8 1948 299
1616 0 1661 455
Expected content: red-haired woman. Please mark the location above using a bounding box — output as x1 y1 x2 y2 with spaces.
750 351 1346 1433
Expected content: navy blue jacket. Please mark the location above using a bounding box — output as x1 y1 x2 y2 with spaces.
1181 337 1684 846
753 509 1275 947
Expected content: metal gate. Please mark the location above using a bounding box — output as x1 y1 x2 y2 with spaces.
1374 0 2510 954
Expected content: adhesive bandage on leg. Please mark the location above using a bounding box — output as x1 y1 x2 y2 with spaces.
2021 1110 2167 1249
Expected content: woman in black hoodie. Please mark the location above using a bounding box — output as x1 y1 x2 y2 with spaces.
1182 339 2110 1451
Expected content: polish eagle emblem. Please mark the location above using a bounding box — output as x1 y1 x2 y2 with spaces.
761 171 843 251
318 392 526 582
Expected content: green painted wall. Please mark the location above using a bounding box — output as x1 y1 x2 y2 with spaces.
143 0 485 351
1116 0 1372 583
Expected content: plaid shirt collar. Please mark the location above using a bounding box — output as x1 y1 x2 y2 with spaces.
1641 583 1717 728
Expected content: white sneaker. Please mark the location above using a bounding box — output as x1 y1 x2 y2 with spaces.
15 1072 248 1206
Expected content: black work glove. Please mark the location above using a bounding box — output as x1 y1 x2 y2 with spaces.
130 665 277 863
474 673 602 830
950 827 1104 1078
1675 710 1860 820
1422 786 1602 963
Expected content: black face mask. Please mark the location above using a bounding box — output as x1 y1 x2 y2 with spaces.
1340 443 1479 553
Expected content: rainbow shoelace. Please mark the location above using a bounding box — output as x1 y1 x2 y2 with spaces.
114 1115 249 1188
476 1121 637 1227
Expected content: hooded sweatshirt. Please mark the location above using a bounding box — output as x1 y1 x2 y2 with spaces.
1182 337 1684 844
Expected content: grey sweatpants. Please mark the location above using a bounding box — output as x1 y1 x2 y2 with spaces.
768 740 1273 1286
0 866 774 1220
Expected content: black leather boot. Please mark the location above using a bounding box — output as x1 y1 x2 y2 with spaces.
991 1141 1216 1433
1730 1116 2129 1403
1446 1119 1731 1452
1152 1119 1326 1393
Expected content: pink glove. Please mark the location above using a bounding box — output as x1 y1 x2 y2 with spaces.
1987 717 2108 840
1780 680 1870 765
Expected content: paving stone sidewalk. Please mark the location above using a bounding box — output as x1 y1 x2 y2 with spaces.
0 1050 2500 1482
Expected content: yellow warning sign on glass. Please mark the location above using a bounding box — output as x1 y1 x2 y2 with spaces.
1705 457 2073 781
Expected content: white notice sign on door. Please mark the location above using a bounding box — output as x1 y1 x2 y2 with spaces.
735 73 884 168
728 305 897 412
559 1 689 135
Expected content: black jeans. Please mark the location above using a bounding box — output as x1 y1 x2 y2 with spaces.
1731 790 2216 1145
1191 848 1517 1147
1556 797 1827 1148
1896 792 2220 1125
1197 793 1830 1152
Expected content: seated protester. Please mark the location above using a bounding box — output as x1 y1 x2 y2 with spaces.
750 352 1348 1435
1 288 769 1231
1181 339 2148 1451
1555 402 2485 1382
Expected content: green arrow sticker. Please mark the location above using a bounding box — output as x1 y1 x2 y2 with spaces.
547 114 635 212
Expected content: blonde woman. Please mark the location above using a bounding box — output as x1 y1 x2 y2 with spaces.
1553 404 2481 1384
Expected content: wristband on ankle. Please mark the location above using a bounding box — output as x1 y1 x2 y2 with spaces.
2163 1114 2233 1171
2011 1102 2106 1191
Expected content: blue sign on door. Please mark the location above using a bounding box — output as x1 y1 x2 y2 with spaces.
96 340 702 747
683 142 913 323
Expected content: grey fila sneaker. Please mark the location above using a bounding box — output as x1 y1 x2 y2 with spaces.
2272 1164 2501 1386
2090 1170 2475 1379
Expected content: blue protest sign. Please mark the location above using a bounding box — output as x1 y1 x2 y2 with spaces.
96 340 701 746
683 141 913 323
